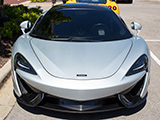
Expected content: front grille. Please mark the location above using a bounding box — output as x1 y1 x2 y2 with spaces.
38 94 124 113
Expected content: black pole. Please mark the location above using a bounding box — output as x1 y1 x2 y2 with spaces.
0 0 9 27
0 0 4 16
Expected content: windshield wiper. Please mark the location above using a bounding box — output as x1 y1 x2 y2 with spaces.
50 37 95 42
68 37 99 42
30 34 99 42
51 38 70 41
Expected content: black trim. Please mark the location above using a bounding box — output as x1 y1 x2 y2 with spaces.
14 53 37 75
118 75 147 108
15 74 44 107
38 94 123 113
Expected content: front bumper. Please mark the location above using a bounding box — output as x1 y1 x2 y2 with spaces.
13 70 149 113
14 91 124 113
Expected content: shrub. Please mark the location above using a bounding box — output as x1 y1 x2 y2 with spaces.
0 5 42 39
0 23 12 39
31 0 47 2
22 12 41 25
3 4 27 19
31 0 37 2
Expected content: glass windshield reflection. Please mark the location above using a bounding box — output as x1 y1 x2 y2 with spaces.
30 5 132 41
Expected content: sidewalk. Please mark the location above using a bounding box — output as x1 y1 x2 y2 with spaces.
17 0 63 11
4 0 30 5
4 0 63 9
3 0 61 5
0 60 11 86
0 76 16 120
21 1 63 6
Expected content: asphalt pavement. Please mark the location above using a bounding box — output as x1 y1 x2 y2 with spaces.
0 0 160 120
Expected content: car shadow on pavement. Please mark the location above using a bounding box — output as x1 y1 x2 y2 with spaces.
17 100 146 120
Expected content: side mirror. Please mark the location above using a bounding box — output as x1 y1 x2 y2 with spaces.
131 22 142 36
20 21 31 34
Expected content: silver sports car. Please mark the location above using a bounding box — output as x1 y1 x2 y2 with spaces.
11 3 150 113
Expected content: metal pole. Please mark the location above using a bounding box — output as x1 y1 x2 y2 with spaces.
0 0 4 16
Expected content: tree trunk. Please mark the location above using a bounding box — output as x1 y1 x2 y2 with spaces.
0 0 8 27
0 0 4 16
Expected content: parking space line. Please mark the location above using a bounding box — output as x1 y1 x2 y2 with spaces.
144 39 160 66
150 51 160 66
146 39 160 42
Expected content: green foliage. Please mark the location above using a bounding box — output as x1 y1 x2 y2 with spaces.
22 12 41 25
0 23 12 39
28 6 42 14
22 6 42 25
0 4 42 39
31 0 37 2
30 0 47 2
3 4 27 19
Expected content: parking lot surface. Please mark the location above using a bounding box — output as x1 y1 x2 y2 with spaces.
1 1 160 120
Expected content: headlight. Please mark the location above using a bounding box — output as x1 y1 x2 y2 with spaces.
14 53 37 75
126 55 148 76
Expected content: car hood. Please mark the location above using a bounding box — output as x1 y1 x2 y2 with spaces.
30 38 132 79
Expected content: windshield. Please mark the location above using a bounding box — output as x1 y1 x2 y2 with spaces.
76 0 106 4
30 6 132 41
